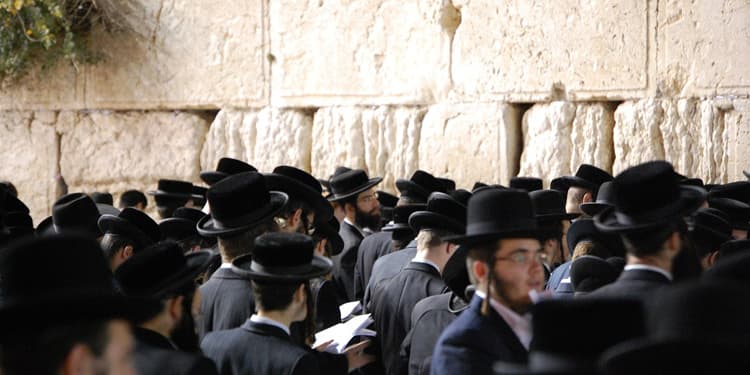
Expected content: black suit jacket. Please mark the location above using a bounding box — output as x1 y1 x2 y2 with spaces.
587 268 671 301
354 231 393 300
371 262 446 375
202 320 325 375
401 292 468 375
198 267 255 340
363 244 417 311
332 220 366 302
430 296 528 375
133 327 218 375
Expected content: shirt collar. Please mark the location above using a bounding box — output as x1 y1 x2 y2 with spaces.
623 264 673 281
475 290 532 350
411 257 441 274
250 315 291 336
344 217 367 237
220 262 233 269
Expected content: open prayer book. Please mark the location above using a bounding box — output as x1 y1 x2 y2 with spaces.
313 313 377 354
339 300 363 321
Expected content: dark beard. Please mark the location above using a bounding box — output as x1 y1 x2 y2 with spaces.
355 207 382 231
170 293 200 352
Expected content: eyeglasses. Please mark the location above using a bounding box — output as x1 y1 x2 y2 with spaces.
495 250 548 266
358 192 378 204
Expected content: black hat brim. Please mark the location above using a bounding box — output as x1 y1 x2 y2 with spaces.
124 250 214 298
327 177 383 202
264 173 333 222
312 222 344 256
444 229 541 247
556 176 598 192
536 212 579 221
196 191 288 237
408 212 465 234
147 190 203 201
98 215 156 247
594 185 706 233
200 171 229 186
395 179 430 200
230 253 333 282
382 222 414 233
579 202 612 217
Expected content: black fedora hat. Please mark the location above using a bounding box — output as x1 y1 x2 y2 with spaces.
311 217 344 256
327 169 382 202
445 189 539 246
530 189 579 221
231 232 332 282
98 207 161 248
703 249 750 285
450 189 472 206
200 157 258 186
709 181 750 205
570 255 621 294
148 179 202 201
510 177 544 192
197 172 288 237
580 181 615 217
549 177 569 193
320 166 353 194
90 192 113 205
708 196 750 230
689 208 732 257
566 219 625 258
0 234 160 333
437 177 456 192
594 161 706 233
409 192 467 234
264 165 333 221
115 241 213 298
396 170 447 202
494 298 645 375
382 204 426 233
377 190 399 223
0 185 29 215
718 239 750 259
442 245 471 302
192 185 208 207
49 193 102 238
0 211 35 245
555 164 613 195
158 207 206 242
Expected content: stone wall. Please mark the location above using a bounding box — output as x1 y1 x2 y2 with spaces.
1 0 748 222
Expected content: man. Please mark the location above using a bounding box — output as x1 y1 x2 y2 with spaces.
590 161 706 301
98 207 162 270
431 189 545 374
0 234 159 375
555 164 613 216
200 157 257 186
370 193 465 375
354 170 446 300
265 165 333 234
115 241 218 375
35 193 102 239
201 232 374 374
689 208 732 270
327 168 383 301
196 172 288 339
119 189 148 211
529 189 577 272
148 179 203 219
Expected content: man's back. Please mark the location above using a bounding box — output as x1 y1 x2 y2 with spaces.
134 327 218 375
587 268 670 301
198 267 255 339
363 242 417 310
354 231 393 300
332 220 365 301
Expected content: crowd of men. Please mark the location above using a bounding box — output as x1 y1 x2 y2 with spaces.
1 157 750 375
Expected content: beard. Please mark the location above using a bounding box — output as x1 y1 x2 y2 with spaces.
170 293 200 352
355 207 382 231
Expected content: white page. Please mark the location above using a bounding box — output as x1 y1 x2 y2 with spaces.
313 314 376 354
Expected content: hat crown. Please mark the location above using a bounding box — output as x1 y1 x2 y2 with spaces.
709 181 750 205
252 232 315 269
157 179 193 195
612 161 682 216
377 191 398 208
708 196 750 223
449 189 472 206
466 189 537 233
272 165 323 194
52 193 100 231
216 157 257 175
574 164 613 187
171 207 206 223
90 192 113 205
510 177 543 192
207 172 273 222
595 181 615 204
692 208 731 235
529 189 566 217
426 193 467 225
115 241 189 297
329 169 371 196
398 170 446 198
391 204 426 225
3 211 33 228
569 255 620 292
116 208 161 243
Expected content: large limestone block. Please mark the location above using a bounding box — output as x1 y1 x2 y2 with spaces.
612 100 667 174
519 102 614 185
657 0 750 97
201 108 314 174
270 0 457 106
0 111 60 223
419 103 520 189
0 63 85 110
724 100 750 182
85 0 268 109
452 0 649 101
311 107 425 193
58 111 209 196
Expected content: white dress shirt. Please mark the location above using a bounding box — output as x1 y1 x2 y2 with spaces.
249 315 291 336
623 264 673 281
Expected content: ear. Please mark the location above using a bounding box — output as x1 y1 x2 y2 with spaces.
707 251 720 267
291 208 303 227
295 283 306 303
168 295 184 322
582 191 594 204
121 245 134 259
666 231 682 253
471 259 487 282
61 343 94 375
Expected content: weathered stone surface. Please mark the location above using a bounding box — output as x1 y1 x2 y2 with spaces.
58 111 209 197
270 0 456 106
612 100 666 174
452 0 649 101
519 102 614 185
0 63 84 110
0 111 60 223
85 0 268 109
201 108 314 174
419 103 520 189
723 100 750 183
657 0 750 97
311 107 425 193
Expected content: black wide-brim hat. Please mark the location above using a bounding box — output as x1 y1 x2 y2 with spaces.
197 191 287 237
395 170 447 201
200 157 258 186
555 164 613 193
327 169 383 202
98 208 161 247
312 217 344 256
231 232 333 282
116 248 214 298
531 190 579 221
147 179 203 200
264 172 333 221
382 204 426 233
159 218 199 241
579 202 612 217
566 219 625 258
409 193 466 234
445 189 540 246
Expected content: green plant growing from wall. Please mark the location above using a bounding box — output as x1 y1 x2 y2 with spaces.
0 0 102 84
